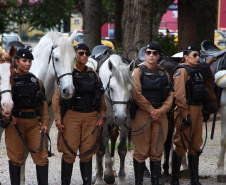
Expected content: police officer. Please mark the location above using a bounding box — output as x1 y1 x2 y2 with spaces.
5 48 49 185
52 43 107 185
131 43 173 185
171 46 208 185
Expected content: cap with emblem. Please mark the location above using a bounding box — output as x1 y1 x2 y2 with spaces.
183 45 199 55
145 43 161 54
15 48 34 60
74 43 91 55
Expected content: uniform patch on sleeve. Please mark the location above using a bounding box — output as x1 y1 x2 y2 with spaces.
174 70 181 77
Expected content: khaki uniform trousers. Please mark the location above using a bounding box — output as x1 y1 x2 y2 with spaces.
173 105 203 157
132 108 168 162
5 117 48 166
58 110 99 163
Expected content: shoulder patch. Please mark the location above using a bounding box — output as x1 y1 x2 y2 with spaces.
174 70 181 77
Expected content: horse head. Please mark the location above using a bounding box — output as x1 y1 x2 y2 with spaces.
199 62 218 114
31 30 78 100
100 54 135 124
0 46 16 117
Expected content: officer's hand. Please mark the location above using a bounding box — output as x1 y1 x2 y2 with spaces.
55 120 64 132
41 126 48 133
10 116 17 126
96 118 105 127
150 109 162 121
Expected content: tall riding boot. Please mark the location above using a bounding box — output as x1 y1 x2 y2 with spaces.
188 154 202 185
61 158 73 185
150 161 161 185
36 163 48 185
9 160 21 185
133 158 145 185
170 151 182 185
80 160 92 185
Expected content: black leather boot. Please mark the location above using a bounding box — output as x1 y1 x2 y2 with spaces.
61 158 73 185
9 160 21 185
170 151 182 185
36 163 48 185
150 161 161 185
188 154 202 185
133 158 145 185
80 160 92 185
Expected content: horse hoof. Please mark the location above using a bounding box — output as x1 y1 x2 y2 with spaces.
217 175 226 182
104 175 115 184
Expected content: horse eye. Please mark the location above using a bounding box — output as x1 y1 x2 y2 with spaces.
55 57 59 62
110 87 114 92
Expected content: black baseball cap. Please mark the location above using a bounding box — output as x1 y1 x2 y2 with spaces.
15 48 34 60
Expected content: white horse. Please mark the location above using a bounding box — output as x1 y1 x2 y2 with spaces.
0 47 16 118
91 54 135 185
17 30 78 184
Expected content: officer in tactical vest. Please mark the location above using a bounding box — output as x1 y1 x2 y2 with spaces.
171 46 208 185
6 48 50 185
131 43 173 185
52 43 107 185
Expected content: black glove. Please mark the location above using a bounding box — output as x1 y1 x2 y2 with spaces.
182 114 191 127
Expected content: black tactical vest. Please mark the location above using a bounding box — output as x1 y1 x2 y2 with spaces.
173 65 209 105
69 68 104 112
139 65 170 108
13 73 40 109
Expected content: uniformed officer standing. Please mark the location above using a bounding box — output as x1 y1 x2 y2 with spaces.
171 46 209 185
131 43 173 185
52 43 107 185
6 48 50 185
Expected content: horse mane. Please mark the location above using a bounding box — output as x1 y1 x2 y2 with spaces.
109 55 134 88
33 31 74 66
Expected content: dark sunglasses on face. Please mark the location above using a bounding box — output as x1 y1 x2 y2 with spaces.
192 53 199 58
145 50 159 56
78 51 90 57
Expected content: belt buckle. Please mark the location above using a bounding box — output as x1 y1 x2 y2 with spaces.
19 112 22 116
33 112 36 118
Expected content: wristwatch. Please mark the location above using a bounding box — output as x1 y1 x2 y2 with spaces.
100 116 106 121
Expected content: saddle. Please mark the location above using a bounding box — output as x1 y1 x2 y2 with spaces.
201 40 226 63
91 45 131 72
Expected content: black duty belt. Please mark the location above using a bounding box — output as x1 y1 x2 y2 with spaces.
69 106 96 113
13 110 39 119
150 102 162 109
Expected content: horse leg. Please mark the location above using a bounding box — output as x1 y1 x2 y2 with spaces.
20 149 29 185
117 130 128 185
94 127 106 185
181 155 188 170
110 127 119 177
103 127 115 184
0 127 4 142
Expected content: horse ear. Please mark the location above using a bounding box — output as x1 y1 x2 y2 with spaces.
8 45 16 58
69 29 78 44
108 60 116 72
129 60 135 72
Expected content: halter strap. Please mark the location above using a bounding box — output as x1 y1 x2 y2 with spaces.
0 90 12 96
48 45 72 85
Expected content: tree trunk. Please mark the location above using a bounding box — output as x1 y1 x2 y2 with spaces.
196 0 217 46
83 0 102 51
178 0 197 51
152 0 175 35
114 0 124 44
178 0 217 52
122 0 152 60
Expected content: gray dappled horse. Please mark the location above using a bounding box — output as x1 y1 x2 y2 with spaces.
90 46 135 185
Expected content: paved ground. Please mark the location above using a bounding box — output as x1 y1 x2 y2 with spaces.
0 113 225 185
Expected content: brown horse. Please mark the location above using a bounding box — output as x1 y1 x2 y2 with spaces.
0 46 16 117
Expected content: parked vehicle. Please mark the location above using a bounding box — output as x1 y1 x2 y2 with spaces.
0 33 22 51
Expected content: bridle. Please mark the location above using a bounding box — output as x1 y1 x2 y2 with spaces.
48 45 73 85
0 58 13 101
104 74 130 105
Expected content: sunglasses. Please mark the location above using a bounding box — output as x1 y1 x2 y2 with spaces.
78 51 90 57
145 50 159 56
192 53 199 58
